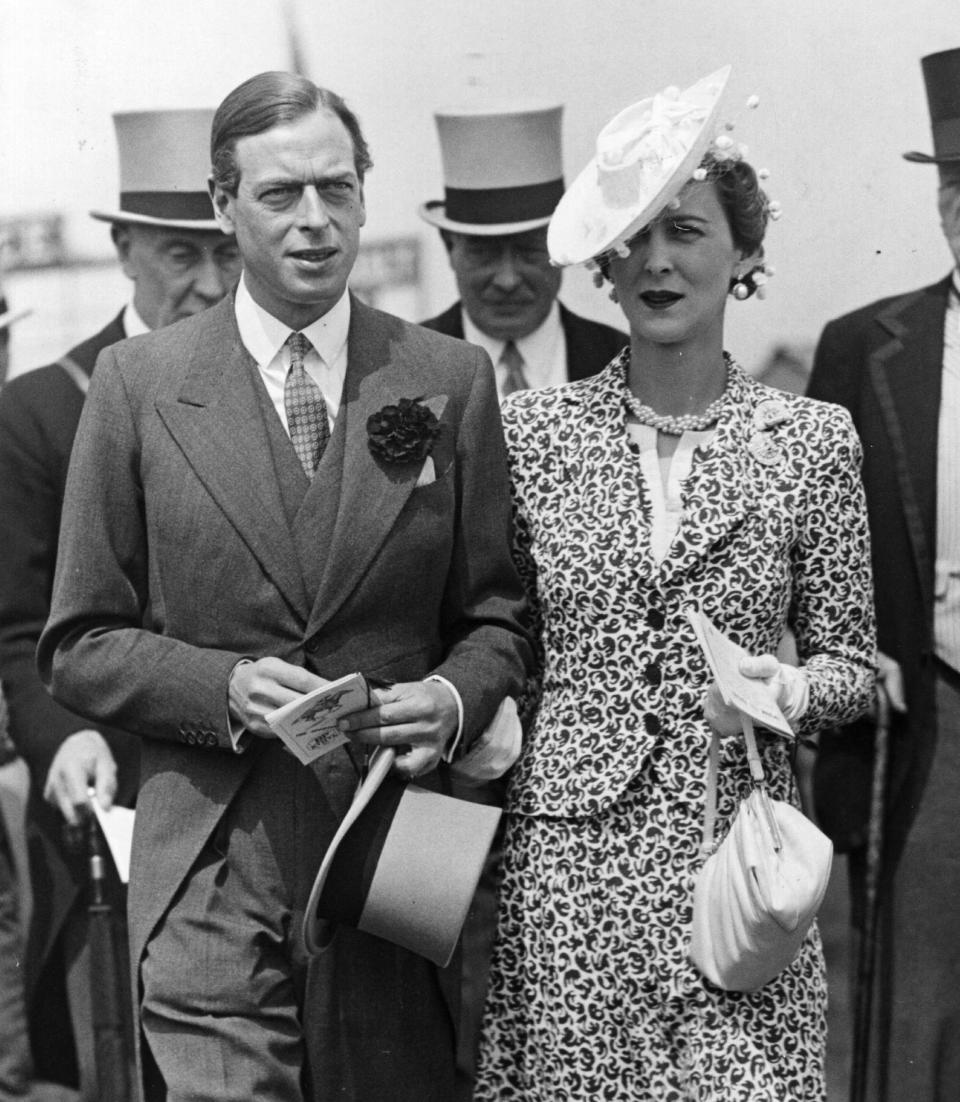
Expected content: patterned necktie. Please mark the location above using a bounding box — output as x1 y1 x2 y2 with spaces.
499 340 529 397
284 332 330 475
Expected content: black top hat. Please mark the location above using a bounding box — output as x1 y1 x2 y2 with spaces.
904 48 960 164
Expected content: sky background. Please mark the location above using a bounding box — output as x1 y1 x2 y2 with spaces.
2 0 960 376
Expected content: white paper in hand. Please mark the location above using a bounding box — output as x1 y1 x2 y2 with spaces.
265 673 370 764
686 607 794 739
89 793 135 883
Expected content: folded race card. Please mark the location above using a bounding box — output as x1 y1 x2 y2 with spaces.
265 672 371 764
686 607 794 739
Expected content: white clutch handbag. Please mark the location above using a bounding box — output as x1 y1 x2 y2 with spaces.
689 715 833 992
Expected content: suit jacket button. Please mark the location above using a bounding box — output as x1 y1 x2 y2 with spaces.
305 637 320 654
646 607 665 631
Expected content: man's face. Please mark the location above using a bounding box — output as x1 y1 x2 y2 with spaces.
212 109 366 331
445 227 562 341
938 165 960 267
114 224 241 330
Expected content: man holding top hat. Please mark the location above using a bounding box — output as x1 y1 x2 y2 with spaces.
808 46 960 1099
420 103 626 399
0 107 240 1095
37 70 530 1102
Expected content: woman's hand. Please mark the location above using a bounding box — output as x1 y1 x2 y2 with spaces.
702 654 807 736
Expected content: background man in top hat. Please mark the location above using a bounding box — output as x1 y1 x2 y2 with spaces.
419 104 625 398
0 107 240 1096
419 107 624 1096
807 46 960 1099
38 70 529 1102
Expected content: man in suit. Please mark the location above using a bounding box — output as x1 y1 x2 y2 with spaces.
419 104 625 396
807 47 960 1100
38 71 530 1102
0 108 240 1095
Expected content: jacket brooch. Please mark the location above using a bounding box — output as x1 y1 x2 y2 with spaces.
367 396 441 464
747 397 792 466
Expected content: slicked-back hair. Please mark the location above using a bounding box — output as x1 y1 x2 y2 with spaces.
211 71 373 195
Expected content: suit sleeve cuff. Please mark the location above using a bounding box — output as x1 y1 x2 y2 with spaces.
427 674 464 761
227 660 253 754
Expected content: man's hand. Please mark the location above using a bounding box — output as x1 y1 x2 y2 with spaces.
228 657 330 738
44 729 117 825
337 680 458 779
877 651 907 713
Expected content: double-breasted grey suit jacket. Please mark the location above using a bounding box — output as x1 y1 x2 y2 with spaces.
37 293 531 1017
807 276 949 856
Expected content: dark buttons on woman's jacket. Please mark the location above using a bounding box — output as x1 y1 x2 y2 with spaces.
646 607 665 631
643 713 662 736
644 662 662 687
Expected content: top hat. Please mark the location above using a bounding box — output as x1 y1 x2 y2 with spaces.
547 67 732 267
90 109 220 230
419 103 565 236
304 747 502 967
904 48 960 164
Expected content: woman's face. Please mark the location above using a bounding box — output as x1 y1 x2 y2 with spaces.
608 180 742 350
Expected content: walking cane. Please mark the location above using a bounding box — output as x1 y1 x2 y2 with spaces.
849 681 891 1102
87 816 131 1102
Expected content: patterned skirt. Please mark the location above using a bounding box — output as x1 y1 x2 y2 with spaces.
474 772 827 1102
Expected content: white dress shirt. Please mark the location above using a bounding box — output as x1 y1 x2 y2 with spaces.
462 301 568 401
234 275 349 432
121 301 150 338
935 274 960 673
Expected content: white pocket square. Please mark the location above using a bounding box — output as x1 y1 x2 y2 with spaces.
415 455 436 488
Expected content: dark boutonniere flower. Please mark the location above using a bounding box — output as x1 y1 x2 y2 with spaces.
367 396 441 464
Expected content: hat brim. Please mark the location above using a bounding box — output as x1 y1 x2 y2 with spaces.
419 200 551 237
0 307 32 332
902 150 960 164
548 66 732 267
89 209 223 232
303 747 501 967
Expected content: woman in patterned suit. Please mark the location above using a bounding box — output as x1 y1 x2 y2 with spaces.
475 70 876 1101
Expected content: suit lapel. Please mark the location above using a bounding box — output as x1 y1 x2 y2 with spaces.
304 300 447 639
155 301 310 620
867 280 948 610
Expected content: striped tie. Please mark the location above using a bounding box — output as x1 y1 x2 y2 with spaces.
499 340 529 396
284 332 329 475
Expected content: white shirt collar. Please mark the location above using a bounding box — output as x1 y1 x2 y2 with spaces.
122 301 150 338
460 299 561 369
234 275 351 367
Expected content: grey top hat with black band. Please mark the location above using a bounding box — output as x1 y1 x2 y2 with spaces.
90 108 220 230
304 747 501 967
904 48 960 164
419 103 565 236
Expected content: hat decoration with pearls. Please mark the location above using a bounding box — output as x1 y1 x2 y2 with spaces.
548 66 780 285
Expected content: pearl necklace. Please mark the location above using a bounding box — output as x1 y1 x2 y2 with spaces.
621 358 733 435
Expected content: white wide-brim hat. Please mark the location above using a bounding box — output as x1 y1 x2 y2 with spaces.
419 103 565 236
304 747 502 967
90 108 221 231
548 66 732 267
